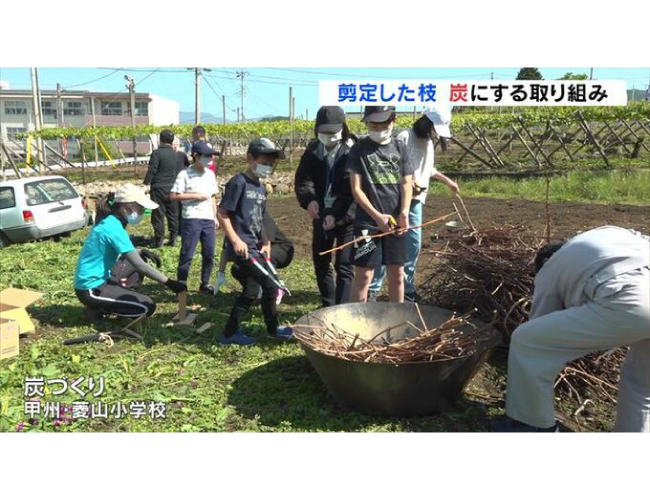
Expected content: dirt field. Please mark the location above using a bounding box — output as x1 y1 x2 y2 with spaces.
267 194 649 431
268 194 650 260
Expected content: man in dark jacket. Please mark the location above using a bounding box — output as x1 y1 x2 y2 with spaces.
144 129 181 247
295 106 356 307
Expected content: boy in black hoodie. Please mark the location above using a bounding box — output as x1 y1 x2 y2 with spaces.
295 106 356 306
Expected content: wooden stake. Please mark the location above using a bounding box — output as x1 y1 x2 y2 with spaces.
456 137 480 163
178 291 187 321
603 121 631 156
547 123 575 161
113 139 128 165
576 112 611 169
511 125 543 168
619 119 650 154
449 137 496 169
517 117 555 168
466 123 504 168
0 143 22 178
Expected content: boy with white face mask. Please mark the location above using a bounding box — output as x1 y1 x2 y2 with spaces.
347 106 414 303
217 138 293 345
295 106 357 306
169 141 220 294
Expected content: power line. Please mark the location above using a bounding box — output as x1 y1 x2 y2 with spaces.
204 75 237 111
264 67 494 79
98 67 190 73
98 68 161 112
204 76 236 114
62 68 122 90
245 85 285 116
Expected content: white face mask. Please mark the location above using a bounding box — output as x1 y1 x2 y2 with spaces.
254 163 274 178
318 131 342 147
368 125 393 144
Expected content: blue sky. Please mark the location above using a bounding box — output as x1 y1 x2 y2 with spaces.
1 67 648 121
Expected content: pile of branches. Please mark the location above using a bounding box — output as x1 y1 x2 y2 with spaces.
419 225 541 337
293 310 496 364
419 225 626 404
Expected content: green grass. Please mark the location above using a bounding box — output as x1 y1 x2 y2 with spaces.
432 168 650 205
0 219 508 433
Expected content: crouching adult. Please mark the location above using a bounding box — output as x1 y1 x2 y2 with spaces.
498 226 650 432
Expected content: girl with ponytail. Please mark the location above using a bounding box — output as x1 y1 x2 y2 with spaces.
73 183 187 327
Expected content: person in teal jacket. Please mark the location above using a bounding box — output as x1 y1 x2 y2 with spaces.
74 183 187 324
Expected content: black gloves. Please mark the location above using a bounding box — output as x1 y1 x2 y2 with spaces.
165 279 187 294
139 249 162 268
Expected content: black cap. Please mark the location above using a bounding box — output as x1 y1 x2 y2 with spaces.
362 106 396 123
247 137 286 159
191 141 218 156
315 106 345 133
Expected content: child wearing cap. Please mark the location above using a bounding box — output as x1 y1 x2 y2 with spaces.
369 106 459 302
295 106 357 307
346 106 414 303
217 138 293 345
191 125 216 173
73 183 187 326
169 142 220 294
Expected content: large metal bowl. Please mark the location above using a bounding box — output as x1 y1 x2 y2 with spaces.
294 302 499 417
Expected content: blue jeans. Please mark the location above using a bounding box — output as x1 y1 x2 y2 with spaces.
369 200 422 296
177 218 215 285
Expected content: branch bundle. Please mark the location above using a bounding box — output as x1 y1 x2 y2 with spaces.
419 225 540 337
293 312 495 364
419 226 626 403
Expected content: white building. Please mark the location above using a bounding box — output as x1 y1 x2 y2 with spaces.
0 85 180 164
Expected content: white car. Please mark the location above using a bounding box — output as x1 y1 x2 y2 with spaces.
0 175 89 247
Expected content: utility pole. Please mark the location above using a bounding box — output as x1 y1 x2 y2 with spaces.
236 68 249 122
589 67 594 80
222 95 226 124
289 87 294 168
195 68 201 124
237 107 240 123
30 68 46 173
125 75 138 167
306 108 308 121
89 97 99 164
56 83 64 157
188 67 212 124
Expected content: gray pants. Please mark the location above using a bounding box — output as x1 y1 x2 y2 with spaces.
506 267 650 431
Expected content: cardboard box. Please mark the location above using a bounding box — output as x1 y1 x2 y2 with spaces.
0 318 19 360
0 288 44 336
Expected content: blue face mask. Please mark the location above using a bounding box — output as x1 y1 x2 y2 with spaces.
126 212 143 225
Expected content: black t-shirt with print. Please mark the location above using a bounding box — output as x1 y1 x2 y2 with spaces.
346 136 414 230
219 172 267 257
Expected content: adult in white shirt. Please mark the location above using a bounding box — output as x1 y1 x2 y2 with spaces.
497 226 650 432
170 141 220 294
369 105 459 302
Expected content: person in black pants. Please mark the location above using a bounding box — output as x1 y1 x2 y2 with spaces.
73 184 187 328
144 129 181 248
295 106 356 307
217 211 294 293
217 138 293 346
